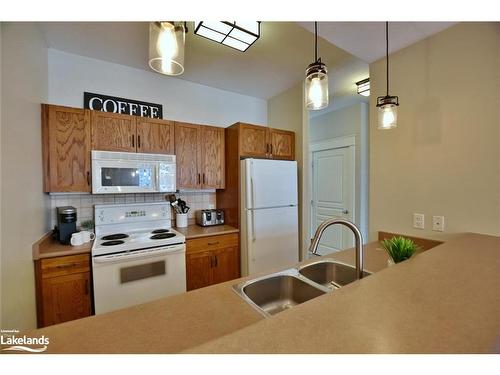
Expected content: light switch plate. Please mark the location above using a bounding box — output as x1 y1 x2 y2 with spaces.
432 216 445 231
413 213 425 229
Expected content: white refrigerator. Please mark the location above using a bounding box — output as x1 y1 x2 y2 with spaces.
240 158 299 276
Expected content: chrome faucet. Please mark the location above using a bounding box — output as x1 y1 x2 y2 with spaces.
308 219 365 280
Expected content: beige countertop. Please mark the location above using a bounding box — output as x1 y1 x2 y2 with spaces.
186 233 500 354
174 224 239 239
32 232 92 260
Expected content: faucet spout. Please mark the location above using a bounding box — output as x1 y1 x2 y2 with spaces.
308 219 364 280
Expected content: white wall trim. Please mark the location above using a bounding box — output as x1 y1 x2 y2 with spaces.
310 134 357 152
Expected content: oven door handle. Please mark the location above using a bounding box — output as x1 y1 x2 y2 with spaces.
93 244 185 264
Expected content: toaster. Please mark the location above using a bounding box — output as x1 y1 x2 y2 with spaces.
196 209 224 227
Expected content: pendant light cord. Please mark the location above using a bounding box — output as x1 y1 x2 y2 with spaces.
314 21 318 62
386 21 389 97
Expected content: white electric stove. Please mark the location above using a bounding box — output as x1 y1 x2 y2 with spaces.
92 202 186 314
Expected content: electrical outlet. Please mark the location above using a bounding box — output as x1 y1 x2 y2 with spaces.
432 216 445 232
413 213 425 229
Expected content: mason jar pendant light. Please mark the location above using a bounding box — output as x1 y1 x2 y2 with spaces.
149 22 186 76
376 22 399 129
305 22 329 110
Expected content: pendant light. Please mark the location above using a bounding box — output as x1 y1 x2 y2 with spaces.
376 22 399 129
305 22 329 110
149 22 187 76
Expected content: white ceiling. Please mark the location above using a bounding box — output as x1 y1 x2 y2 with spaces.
38 22 368 101
297 22 457 63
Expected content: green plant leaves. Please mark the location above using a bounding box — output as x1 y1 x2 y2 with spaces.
380 236 419 263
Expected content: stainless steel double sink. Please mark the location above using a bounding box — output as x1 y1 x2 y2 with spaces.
233 259 372 317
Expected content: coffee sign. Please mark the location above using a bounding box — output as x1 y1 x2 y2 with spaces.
84 92 163 119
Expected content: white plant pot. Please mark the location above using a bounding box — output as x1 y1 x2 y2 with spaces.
387 258 396 267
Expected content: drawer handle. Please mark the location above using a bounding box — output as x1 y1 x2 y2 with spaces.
207 241 219 246
56 263 78 269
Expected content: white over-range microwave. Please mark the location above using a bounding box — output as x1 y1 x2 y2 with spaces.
92 150 176 194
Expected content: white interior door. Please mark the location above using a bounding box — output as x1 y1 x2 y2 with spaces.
311 146 355 255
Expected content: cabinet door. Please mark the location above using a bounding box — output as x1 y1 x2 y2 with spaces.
200 126 225 189
136 118 175 154
42 105 91 192
41 272 92 327
186 251 212 291
270 128 295 160
175 122 201 189
239 123 269 158
211 246 240 285
91 111 137 152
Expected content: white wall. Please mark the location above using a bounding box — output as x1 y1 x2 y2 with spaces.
309 102 369 239
1 23 49 330
48 49 267 127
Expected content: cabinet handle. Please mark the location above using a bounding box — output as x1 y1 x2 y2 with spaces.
203 173 206 184
207 241 219 246
214 255 218 267
138 135 141 149
132 135 135 148
266 143 269 154
198 173 201 184
86 171 90 186
56 263 78 269
270 144 273 155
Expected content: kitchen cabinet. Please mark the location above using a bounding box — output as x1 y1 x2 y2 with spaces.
185 233 239 291
42 104 91 193
175 122 225 190
238 123 295 160
136 118 175 154
91 111 137 152
35 253 92 328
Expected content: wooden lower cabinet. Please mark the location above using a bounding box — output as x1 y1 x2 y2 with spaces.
35 253 92 328
185 233 239 291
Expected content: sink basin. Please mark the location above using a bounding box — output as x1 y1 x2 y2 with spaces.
233 271 326 317
299 260 371 289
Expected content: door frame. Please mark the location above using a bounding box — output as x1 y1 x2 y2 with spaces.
309 135 357 246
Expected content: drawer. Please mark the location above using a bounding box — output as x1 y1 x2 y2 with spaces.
40 253 90 278
186 233 239 254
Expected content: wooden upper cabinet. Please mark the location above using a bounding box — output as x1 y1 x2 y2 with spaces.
136 118 175 154
175 122 201 189
91 111 137 152
239 123 269 158
42 104 91 192
200 126 225 189
269 128 295 160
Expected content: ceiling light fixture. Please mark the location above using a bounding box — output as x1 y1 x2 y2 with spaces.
356 78 370 97
305 22 329 111
194 21 261 52
149 21 187 76
376 22 399 129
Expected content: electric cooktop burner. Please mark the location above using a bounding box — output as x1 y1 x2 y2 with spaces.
101 233 129 241
151 229 170 234
150 233 176 240
101 240 125 246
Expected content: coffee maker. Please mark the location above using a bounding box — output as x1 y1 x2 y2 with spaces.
55 206 77 244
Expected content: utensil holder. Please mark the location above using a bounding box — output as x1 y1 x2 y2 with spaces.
176 213 188 228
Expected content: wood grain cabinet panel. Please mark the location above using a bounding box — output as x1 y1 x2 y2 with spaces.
239 123 269 158
35 253 92 328
42 105 91 192
136 118 175 154
201 126 225 189
91 111 137 152
175 122 201 189
186 251 212 291
185 234 240 291
270 128 295 160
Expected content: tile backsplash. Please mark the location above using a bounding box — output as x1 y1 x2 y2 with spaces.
49 192 216 229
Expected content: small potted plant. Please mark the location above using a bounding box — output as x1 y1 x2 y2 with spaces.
380 236 419 266
80 219 94 232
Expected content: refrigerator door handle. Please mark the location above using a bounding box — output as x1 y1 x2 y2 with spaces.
251 209 256 241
